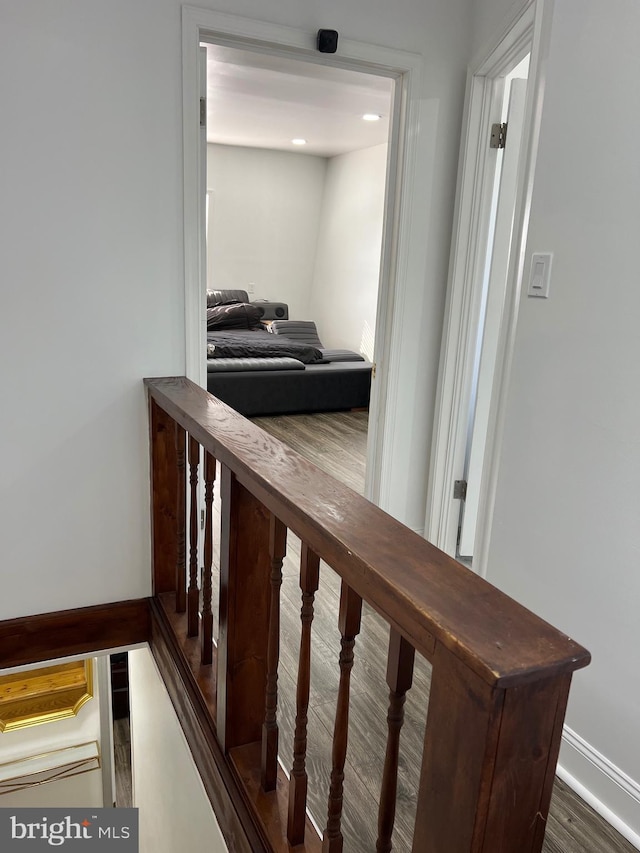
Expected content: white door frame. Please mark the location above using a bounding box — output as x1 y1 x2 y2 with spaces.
181 5 422 508
425 0 555 570
458 76 528 559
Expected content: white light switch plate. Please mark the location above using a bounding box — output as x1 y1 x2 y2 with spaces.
528 252 552 298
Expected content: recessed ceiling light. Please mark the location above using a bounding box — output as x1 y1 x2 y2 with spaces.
291 138 307 145
362 113 382 122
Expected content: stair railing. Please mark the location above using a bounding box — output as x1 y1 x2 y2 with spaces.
146 376 590 853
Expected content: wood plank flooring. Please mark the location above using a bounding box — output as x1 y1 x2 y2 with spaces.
251 411 636 853
113 717 132 808
251 411 369 494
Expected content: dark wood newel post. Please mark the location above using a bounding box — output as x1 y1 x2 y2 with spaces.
149 396 180 596
412 642 572 853
216 465 273 753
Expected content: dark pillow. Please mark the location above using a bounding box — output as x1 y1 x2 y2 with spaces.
206 302 262 330
206 289 250 307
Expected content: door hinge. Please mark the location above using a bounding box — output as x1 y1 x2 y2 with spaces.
372 361 377 379
200 509 205 529
453 479 467 500
490 122 507 149
200 97 206 128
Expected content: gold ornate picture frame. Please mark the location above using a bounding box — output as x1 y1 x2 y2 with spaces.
0 660 93 732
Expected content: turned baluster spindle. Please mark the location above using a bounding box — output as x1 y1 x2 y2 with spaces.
149 398 181 595
201 450 216 665
261 515 287 792
175 424 186 613
323 582 363 853
287 544 321 845
187 436 200 637
376 630 415 853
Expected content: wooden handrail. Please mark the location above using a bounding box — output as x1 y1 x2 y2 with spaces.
145 376 590 853
146 376 587 686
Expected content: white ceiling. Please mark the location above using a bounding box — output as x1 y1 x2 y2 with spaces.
204 44 394 158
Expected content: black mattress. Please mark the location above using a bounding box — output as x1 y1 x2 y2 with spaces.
207 329 322 364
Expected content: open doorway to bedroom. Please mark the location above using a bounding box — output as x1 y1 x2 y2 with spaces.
202 43 394 494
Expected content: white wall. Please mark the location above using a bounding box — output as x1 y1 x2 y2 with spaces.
0 0 184 619
471 0 527 59
0 0 471 606
309 144 387 356
476 0 640 842
206 144 326 317
128 647 227 853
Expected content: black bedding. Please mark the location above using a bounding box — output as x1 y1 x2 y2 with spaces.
206 329 323 364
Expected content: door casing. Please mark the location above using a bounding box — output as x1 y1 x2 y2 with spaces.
425 0 555 574
181 6 423 509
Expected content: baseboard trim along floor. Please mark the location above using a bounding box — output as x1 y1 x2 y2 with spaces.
559 727 640 850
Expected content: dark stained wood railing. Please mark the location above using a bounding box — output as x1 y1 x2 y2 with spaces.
378 631 415 853
187 435 199 637
201 449 216 665
288 543 321 845
145 376 590 853
324 583 362 853
262 515 287 793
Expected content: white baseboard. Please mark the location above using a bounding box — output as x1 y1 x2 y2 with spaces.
558 725 640 850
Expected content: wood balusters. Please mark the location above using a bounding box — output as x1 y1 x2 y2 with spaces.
201 450 216 665
261 515 287 791
323 582 363 853
287 543 321 846
187 436 200 638
175 424 187 613
146 378 591 853
376 630 416 853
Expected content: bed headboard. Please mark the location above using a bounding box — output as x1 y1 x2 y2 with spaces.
206 289 250 307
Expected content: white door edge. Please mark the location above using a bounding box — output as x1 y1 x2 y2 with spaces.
458 77 528 558
182 12 205 387
181 6 423 511
425 0 554 565
472 0 556 578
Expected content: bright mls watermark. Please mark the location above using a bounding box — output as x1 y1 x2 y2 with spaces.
0 809 138 850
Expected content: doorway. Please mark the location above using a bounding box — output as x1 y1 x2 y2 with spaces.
203 43 394 479
457 54 530 563
181 8 425 513
426 0 549 571
204 46 392 364
202 46 394 479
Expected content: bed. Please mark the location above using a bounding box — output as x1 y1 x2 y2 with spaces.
205 290 372 416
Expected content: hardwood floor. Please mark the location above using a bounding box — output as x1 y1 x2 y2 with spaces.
113 717 132 808
252 411 369 494
251 411 636 853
